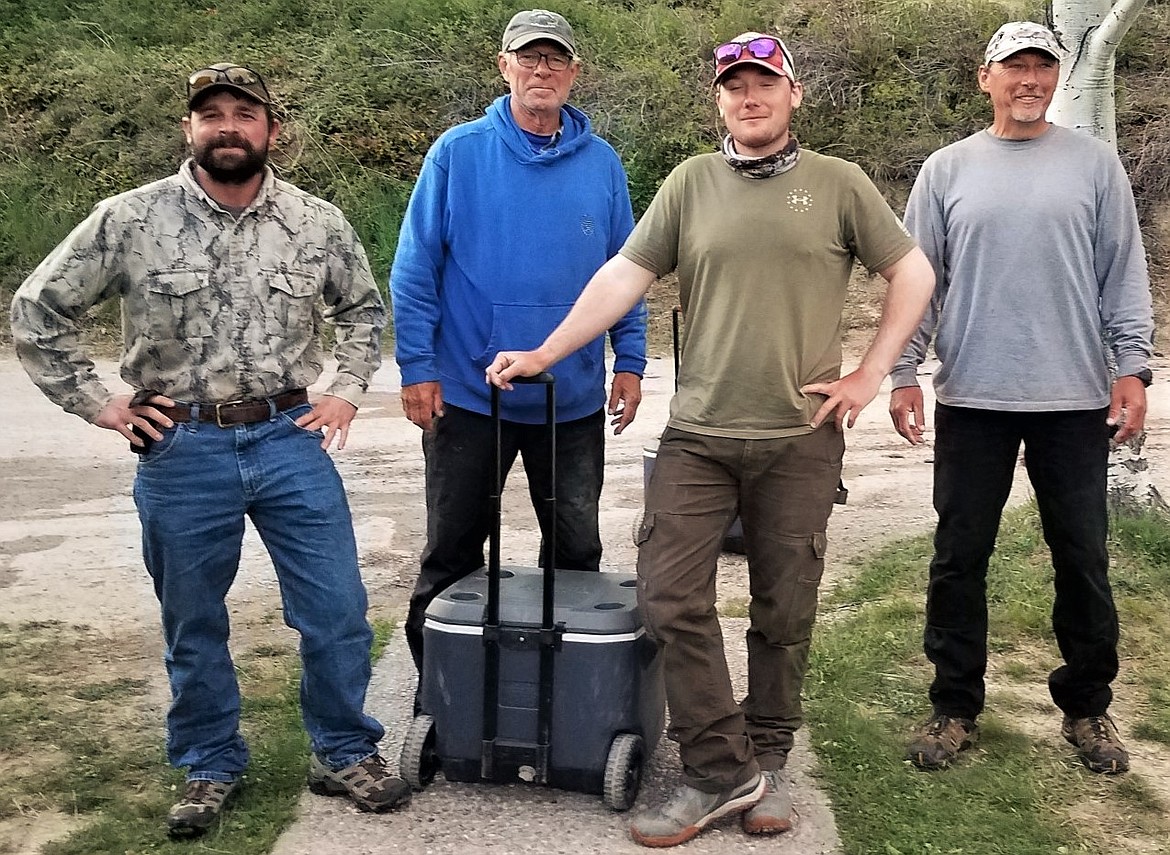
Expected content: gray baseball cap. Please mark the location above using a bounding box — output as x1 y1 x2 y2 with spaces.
984 21 1064 63
501 9 576 56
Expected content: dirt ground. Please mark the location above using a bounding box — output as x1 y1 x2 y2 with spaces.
3 340 1170 853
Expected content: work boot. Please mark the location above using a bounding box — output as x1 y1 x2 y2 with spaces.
166 778 239 837
307 753 411 812
741 769 793 834
906 714 979 770
630 773 764 847
1062 714 1130 774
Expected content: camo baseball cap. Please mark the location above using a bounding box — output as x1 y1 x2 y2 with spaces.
984 21 1064 63
501 9 576 56
187 63 271 109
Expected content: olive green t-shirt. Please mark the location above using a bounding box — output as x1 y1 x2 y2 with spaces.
621 150 915 438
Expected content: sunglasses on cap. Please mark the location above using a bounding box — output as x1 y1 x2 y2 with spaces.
713 36 794 79
187 65 271 104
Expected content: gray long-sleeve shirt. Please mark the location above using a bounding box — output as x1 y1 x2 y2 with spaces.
891 125 1153 410
11 161 386 421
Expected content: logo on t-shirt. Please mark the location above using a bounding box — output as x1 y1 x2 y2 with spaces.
580 215 595 236
787 189 813 213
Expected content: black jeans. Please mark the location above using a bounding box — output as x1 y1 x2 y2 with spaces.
406 404 605 674
926 404 1118 720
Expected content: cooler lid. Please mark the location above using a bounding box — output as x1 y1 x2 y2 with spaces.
424 565 641 634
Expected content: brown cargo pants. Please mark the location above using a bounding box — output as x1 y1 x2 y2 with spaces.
636 425 843 792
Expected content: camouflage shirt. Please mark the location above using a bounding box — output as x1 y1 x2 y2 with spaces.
10 160 386 422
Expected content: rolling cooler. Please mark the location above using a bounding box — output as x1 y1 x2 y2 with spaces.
399 373 665 810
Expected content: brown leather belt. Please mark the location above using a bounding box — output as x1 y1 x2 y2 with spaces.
157 389 309 428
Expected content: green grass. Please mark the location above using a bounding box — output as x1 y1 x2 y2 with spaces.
807 505 1170 854
6 503 1170 855
0 617 398 854
7 0 1170 325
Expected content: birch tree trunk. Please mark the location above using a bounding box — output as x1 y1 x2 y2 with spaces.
1049 0 1147 146
1048 0 1164 513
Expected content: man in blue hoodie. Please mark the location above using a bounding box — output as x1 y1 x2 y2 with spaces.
390 9 647 679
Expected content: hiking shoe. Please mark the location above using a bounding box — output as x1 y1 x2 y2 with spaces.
630 773 764 847
906 714 979 770
166 778 239 837
742 769 793 835
1062 714 1130 774
307 753 411 812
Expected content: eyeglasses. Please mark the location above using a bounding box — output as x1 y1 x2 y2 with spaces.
187 65 270 103
713 36 794 79
509 49 573 72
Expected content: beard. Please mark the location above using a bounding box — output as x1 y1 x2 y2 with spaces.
192 135 268 184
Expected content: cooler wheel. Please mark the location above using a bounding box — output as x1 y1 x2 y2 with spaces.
602 732 645 811
399 713 439 791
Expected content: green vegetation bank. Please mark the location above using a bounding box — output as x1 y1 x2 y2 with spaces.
2 0 1169 333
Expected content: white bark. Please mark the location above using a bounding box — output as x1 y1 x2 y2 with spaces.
1048 0 1159 513
1048 0 1148 149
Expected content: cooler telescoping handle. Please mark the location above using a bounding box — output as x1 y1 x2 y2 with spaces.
487 372 557 630
483 373 559 783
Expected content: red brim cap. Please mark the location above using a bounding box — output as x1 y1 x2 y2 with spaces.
713 33 796 85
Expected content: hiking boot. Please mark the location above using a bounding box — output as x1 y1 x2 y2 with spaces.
307 753 411 812
1062 714 1130 774
742 769 793 835
906 714 979 770
166 778 239 837
630 773 764 847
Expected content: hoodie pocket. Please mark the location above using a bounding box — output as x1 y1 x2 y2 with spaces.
479 302 599 407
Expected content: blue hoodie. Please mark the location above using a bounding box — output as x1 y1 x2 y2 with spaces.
390 95 646 423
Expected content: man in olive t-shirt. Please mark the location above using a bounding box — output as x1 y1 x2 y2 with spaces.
487 31 934 848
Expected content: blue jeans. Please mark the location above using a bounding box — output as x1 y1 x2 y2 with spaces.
926 404 1118 721
406 404 605 675
132 402 384 782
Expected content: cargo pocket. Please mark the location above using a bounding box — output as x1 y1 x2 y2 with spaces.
635 513 655 547
774 531 828 641
634 514 657 641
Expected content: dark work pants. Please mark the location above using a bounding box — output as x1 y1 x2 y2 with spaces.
406 404 605 675
926 404 1118 721
637 426 843 792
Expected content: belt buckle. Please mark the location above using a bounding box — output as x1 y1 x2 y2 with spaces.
214 399 246 428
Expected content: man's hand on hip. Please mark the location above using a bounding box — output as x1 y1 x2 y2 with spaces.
296 395 358 450
802 364 885 431
93 392 176 449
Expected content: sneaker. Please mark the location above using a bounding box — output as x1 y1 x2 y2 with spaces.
906 714 979 770
1062 714 1130 774
307 753 411 812
742 770 793 835
166 778 239 836
630 773 765 847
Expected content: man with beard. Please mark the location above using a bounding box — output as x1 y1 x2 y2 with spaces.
10 63 409 836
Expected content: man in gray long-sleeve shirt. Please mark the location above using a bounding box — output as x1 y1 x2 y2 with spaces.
11 63 409 834
888 22 1153 776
